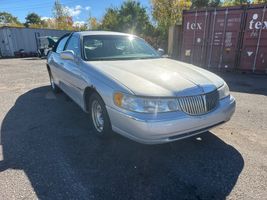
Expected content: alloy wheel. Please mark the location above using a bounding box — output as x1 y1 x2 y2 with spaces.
91 100 104 133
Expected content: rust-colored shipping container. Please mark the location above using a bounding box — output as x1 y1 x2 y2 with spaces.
179 4 267 74
206 7 245 70
239 4 267 73
180 10 210 66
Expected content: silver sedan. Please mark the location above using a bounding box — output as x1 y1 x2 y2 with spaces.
47 31 236 144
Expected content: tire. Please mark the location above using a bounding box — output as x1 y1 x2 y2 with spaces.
89 92 112 138
48 70 60 93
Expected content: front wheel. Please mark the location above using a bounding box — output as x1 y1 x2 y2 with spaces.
89 93 112 138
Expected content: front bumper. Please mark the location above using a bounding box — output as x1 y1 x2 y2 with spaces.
106 95 236 144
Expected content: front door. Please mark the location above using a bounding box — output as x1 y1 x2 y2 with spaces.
60 34 83 105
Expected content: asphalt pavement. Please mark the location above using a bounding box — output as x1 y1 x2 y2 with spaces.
0 58 266 200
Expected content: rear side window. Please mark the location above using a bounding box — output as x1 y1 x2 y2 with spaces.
56 36 69 53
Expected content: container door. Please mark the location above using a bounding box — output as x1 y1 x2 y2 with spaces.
239 5 267 73
2 28 14 57
181 10 210 67
207 8 244 70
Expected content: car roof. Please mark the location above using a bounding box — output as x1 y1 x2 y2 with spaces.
75 31 133 37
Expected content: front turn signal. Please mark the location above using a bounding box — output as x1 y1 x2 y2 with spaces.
113 92 124 107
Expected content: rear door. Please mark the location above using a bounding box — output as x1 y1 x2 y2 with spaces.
48 35 70 84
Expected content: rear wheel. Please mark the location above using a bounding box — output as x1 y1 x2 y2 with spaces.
89 92 111 138
48 71 60 93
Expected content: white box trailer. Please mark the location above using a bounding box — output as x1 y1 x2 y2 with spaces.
0 26 69 57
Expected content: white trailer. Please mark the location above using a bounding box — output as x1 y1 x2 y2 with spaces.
0 26 69 57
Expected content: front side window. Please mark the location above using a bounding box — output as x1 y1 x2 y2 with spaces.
83 35 160 61
65 35 81 57
56 36 69 53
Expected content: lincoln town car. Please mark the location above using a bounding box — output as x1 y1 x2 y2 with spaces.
47 31 236 144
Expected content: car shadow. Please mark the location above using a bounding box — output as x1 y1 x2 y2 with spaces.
0 86 244 200
213 71 267 96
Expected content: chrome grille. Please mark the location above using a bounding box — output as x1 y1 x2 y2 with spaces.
178 90 219 115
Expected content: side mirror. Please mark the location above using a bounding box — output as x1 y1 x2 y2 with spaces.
60 50 75 60
157 48 165 56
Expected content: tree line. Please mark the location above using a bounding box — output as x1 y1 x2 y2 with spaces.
0 0 266 48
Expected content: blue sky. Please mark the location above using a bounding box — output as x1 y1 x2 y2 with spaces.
0 0 151 24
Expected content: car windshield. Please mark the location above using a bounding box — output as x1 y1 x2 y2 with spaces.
83 35 160 61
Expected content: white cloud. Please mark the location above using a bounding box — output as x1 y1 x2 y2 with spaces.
73 21 86 27
75 5 82 10
63 4 91 18
65 5 82 17
41 16 52 21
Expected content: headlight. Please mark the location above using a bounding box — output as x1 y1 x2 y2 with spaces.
113 92 180 113
218 83 230 99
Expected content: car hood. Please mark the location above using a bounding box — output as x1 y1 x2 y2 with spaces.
87 58 225 97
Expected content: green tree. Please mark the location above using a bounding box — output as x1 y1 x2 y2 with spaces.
151 0 192 44
118 1 152 35
222 0 250 6
208 0 221 7
53 0 67 19
252 0 267 3
100 8 119 31
191 0 209 8
25 12 41 27
52 0 73 30
0 12 21 26
191 0 221 8
101 1 153 36
88 17 100 30
100 1 160 48
151 0 192 28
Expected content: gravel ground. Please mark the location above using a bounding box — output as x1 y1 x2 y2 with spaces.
0 58 266 200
